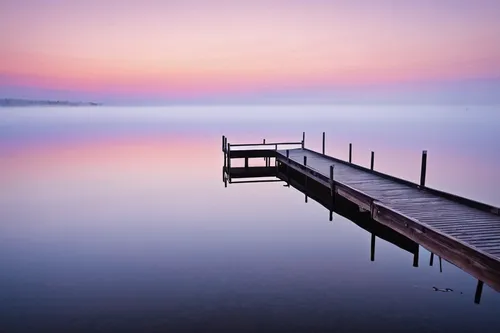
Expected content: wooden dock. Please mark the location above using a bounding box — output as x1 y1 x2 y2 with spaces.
221 134 500 294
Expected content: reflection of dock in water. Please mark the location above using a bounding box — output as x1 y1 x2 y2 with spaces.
221 134 499 304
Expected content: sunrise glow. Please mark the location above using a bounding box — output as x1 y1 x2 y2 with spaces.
1 0 500 103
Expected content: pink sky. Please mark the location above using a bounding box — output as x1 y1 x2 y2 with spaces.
1 0 500 103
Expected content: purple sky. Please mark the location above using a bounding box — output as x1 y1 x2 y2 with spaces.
1 0 499 104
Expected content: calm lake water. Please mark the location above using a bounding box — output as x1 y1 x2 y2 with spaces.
1 105 500 332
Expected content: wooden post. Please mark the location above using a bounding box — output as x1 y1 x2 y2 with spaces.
223 145 227 182
330 164 335 218
349 143 352 163
429 253 434 266
227 143 231 183
274 144 278 167
245 157 249 169
420 150 427 187
286 150 290 186
263 139 267 166
370 151 374 171
329 165 335 197
322 132 325 155
475 280 484 304
370 233 376 262
223 136 227 186
304 155 308 203
302 132 305 149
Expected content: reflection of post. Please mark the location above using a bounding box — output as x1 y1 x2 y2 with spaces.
439 256 443 273
371 233 376 262
429 253 434 266
413 246 419 267
474 280 484 305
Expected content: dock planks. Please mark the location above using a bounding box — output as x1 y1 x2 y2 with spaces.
278 148 500 262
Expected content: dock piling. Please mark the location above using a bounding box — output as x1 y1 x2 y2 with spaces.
330 165 335 196
227 143 231 183
286 150 290 186
263 139 267 166
475 280 484 304
275 144 278 167
413 246 419 267
371 233 376 262
349 143 352 163
330 164 335 219
302 132 305 149
304 155 308 202
371 151 375 170
322 132 326 155
430 253 434 266
420 150 427 187
223 144 227 181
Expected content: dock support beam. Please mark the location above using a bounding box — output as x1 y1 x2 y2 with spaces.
227 143 231 184
371 151 375 170
286 150 290 186
349 143 352 163
475 280 484 304
304 156 308 203
322 132 326 155
371 233 376 262
429 253 434 266
263 139 267 166
413 246 419 267
329 165 335 221
420 150 427 187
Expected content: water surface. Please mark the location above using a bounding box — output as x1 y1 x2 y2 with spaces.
1 105 500 332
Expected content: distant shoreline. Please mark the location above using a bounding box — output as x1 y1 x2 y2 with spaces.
0 98 102 107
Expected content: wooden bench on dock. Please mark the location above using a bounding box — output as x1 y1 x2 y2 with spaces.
221 133 500 295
